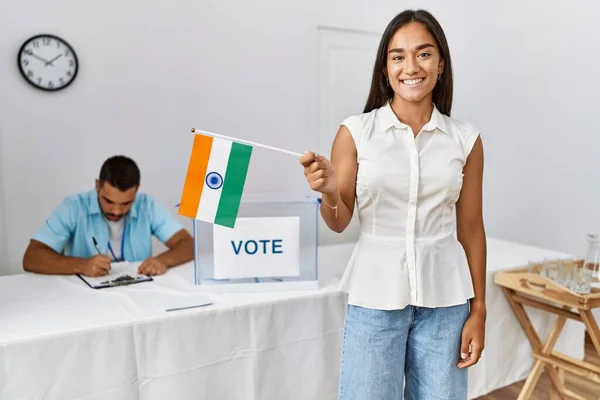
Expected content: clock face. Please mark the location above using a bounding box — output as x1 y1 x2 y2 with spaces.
18 34 79 91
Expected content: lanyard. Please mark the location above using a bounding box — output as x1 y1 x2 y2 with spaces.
107 223 126 262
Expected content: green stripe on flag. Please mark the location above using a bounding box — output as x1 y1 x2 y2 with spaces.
215 142 253 228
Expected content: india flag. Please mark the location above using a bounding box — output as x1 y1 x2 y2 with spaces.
179 133 253 228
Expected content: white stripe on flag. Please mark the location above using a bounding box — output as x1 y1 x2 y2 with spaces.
196 138 232 222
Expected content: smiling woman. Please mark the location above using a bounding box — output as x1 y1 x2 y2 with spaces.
364 11 453 119
299 9 486 400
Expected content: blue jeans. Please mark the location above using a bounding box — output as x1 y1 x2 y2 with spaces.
338 302 470 400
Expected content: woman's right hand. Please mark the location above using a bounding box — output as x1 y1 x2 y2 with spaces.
299 151 338 195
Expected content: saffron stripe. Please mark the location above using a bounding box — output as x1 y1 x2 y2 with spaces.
178 134 213 218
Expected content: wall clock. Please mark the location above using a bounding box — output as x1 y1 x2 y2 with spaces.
17 34 79 91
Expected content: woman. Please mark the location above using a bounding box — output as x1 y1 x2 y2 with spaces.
300 9 486 400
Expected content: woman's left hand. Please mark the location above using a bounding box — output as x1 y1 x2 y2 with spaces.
457 310 486 369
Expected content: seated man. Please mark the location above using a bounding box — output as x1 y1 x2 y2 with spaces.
23 155 194 277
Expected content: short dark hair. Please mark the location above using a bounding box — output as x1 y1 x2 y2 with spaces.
364 9 453 116
98 155 141 191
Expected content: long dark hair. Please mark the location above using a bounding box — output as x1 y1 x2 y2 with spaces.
363 9 453 116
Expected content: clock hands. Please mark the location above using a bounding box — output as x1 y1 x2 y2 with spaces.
28 52 63 67
45 54 63 66
29 52 51 65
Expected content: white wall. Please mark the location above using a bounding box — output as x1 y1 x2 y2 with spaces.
450 1 600 258
0 125 7 274
0 0 599 275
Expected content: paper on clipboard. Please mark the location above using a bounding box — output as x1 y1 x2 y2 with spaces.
77 261 152 289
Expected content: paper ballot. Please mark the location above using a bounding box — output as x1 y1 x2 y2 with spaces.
77 261 152 289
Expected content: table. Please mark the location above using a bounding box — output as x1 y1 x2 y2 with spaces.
467 239 588 399
0 238 587 400
495 261 600 399
0 246 349 400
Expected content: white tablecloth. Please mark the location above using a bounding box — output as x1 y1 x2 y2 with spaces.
0 246 348 400
0 238 587 400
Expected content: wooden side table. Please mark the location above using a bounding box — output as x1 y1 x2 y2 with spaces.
494 261 600 400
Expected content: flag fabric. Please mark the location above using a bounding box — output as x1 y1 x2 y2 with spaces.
179 133 252 228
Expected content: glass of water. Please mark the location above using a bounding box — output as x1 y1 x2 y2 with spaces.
528 260 541 274
573 263 593 294
543 259 559 282
558 259 576 290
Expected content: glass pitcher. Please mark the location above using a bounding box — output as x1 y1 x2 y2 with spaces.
583 233 600 283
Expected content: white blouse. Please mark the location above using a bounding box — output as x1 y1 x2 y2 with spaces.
339 101 480 310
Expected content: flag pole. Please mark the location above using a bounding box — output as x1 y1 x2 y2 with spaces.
191 128 304 158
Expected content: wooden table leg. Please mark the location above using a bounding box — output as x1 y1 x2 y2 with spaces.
518 315 567 399
502 288 541 346
581 310 600 356
502 288 568 399
550 367 564 400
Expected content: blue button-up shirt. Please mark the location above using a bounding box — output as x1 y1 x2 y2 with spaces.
32 190 183 261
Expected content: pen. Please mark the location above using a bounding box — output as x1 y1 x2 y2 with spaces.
165 303 213 312
92 237 102 255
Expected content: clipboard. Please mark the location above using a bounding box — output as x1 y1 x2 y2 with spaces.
77 261 153 289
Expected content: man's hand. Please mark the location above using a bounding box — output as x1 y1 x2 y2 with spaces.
138 257 168 276
79 255 111 277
